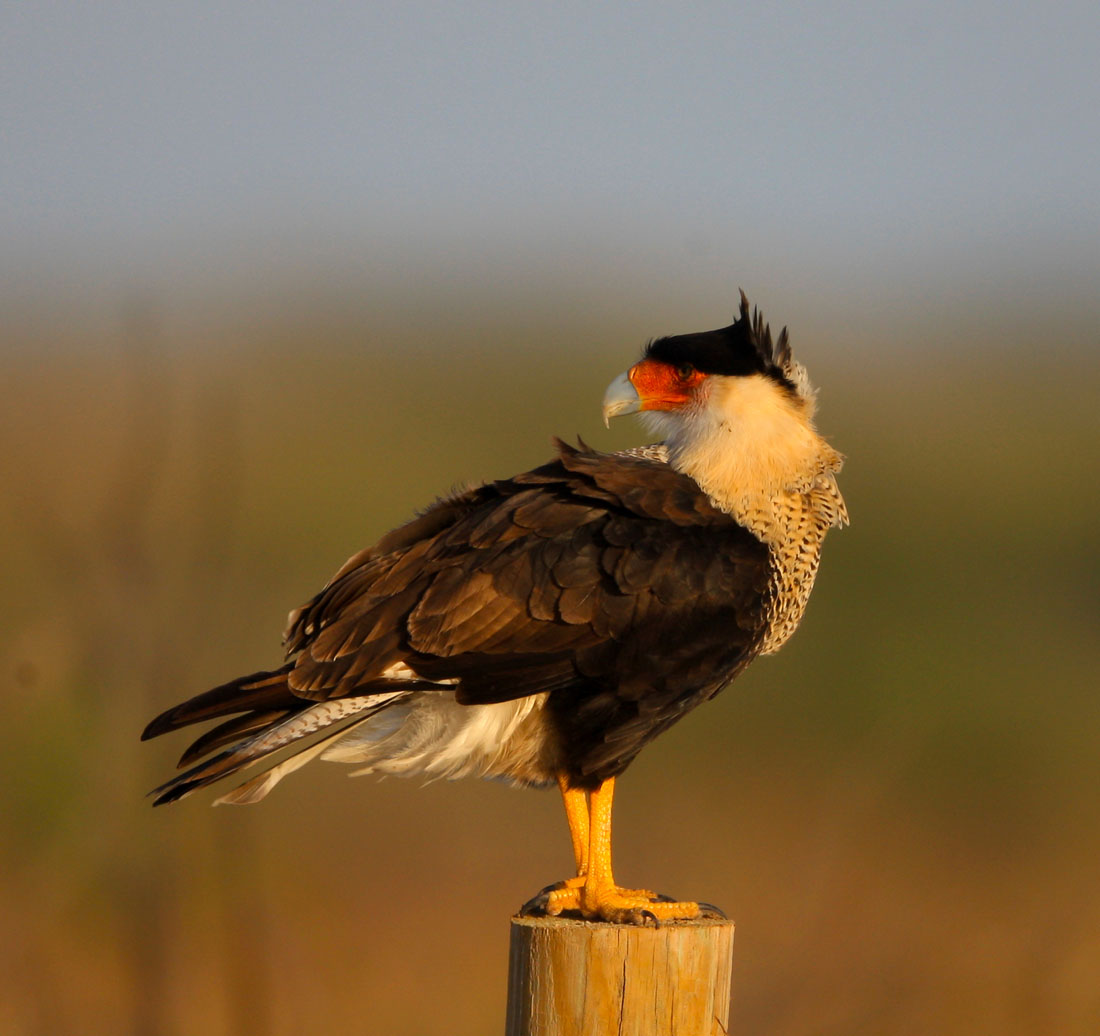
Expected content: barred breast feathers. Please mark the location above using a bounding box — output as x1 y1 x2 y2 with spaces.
641 363 846 655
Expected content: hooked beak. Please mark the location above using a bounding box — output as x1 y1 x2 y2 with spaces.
601 370 640 427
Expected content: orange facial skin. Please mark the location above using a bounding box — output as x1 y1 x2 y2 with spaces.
627 358 707 412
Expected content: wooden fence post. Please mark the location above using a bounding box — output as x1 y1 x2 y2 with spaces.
505 915 734 1036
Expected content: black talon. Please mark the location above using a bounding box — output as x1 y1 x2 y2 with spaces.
518 879 575 916
517 896 548 916
517 889 552 916
697 901 728 919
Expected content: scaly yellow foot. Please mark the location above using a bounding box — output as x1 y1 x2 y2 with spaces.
546 882 698 924
526 875 657 917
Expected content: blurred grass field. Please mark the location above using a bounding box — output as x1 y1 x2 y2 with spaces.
1 296 1098 1035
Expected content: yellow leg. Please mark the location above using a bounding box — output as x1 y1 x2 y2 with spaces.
558 773 589 877
540 775 701 924
533 777 590 913
580 776 617 909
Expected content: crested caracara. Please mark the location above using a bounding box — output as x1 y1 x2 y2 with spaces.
143 292 847 924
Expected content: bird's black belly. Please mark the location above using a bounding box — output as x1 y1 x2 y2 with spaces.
545 669 736 787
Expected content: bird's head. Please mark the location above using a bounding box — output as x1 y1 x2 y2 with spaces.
603 292 840 516
602 290 815 431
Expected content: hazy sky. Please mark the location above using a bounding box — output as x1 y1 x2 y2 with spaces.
4 2 1098 323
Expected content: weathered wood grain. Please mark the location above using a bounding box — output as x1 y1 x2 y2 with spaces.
505 915 734 1036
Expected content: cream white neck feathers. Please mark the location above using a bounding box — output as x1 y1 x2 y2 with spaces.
644 373 846 541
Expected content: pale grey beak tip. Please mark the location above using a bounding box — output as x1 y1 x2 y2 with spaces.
601 371 640 427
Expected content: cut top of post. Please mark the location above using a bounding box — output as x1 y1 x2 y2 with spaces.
506 915 735 1036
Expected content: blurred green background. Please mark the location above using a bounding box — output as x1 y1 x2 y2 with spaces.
3 4 1099 1035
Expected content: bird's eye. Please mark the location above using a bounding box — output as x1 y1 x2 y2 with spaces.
676 363 695 380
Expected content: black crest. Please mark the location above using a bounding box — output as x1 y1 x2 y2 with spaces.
645 290 794 389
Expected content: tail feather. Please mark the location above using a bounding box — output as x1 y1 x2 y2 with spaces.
149 692 409 806
213 719 374 805
142 667 299 741
176 709 294 768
